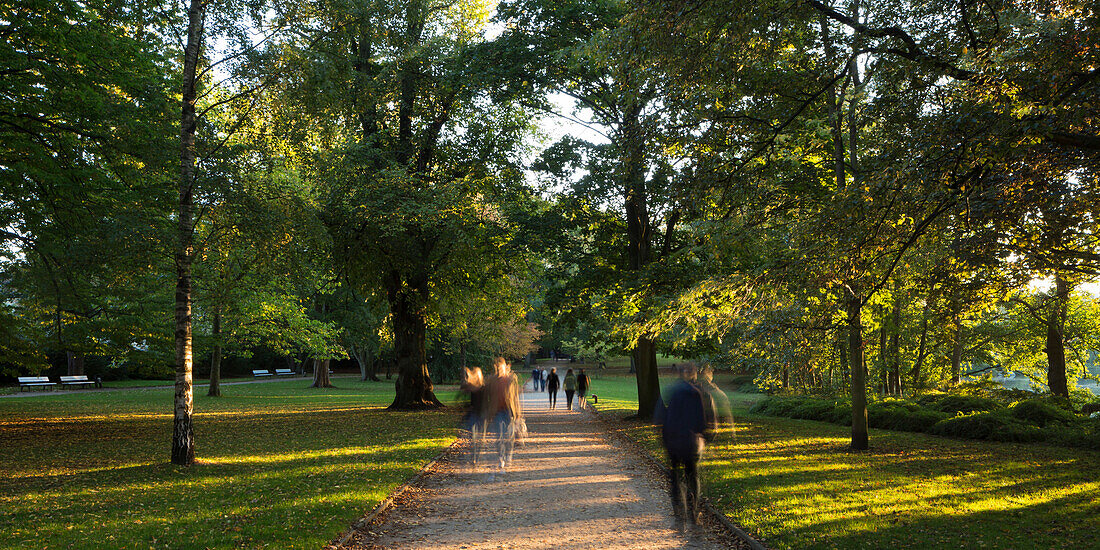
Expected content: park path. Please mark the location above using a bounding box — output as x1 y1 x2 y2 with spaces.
337 381 739 550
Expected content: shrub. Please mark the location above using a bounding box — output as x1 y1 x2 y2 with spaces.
868 404 949 432
930 395 1003 415
788 398 837 421
930 410 1023 440
1010 399 1080 427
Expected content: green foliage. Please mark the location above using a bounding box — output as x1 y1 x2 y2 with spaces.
929 411 1046 443
753 392 1100 449
1010 399 1079 428
928 395 1004 415
595 376 1100 550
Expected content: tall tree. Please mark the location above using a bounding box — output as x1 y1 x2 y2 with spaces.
268 0 536 408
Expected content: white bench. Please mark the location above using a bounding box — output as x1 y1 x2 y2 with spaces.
59 375 97 389
18 376 55 391
274 369 295 376
252 369 273 377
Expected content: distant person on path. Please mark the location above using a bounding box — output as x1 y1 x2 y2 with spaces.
540 368 548 391
485 357 521 479
656 363 716 528
459 366 486 467
563 368 577 411
531 367 541 391
546 367 560 409
576 368 591 410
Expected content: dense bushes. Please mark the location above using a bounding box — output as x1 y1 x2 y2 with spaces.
751 394 1100 450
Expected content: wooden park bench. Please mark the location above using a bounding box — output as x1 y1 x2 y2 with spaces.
59 375 98 389
274 369 295 376
252 369 273 377
18 376 56 392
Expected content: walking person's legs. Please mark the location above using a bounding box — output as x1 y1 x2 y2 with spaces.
493 411 514 472
683 456 701 524
565 390 575 410
668 455 687 524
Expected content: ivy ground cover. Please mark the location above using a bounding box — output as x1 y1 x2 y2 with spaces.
590 374 1100 550
0 379 460 549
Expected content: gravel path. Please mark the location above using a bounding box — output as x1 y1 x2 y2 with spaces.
338 384 741 549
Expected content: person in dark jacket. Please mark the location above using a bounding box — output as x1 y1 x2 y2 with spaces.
576 369 591 410
656 363 716 527
563 368 577 410
546 367 560 409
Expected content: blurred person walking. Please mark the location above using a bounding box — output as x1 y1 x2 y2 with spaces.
656 363 716 528
540 368 548 391
485 357 521 479
459 367 486 467
546 367 560 409
563 368 577 411
699 364 734 436
531 366 541 391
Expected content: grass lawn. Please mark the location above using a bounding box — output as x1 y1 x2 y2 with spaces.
589 374 1100 550
0 378 462 549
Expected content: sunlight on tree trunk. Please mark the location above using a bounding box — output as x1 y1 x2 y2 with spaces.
172 0 203 466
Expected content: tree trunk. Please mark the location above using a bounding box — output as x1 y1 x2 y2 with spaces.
312 358 334 388
848 288 868 450
890 291 902 395
354 345 380 382
878 317 887 394
632 337 660 419
909 300 930 391
782 361 790 390
622 101 661 419
387 277 443 409
172 0 203 467
208 305 222 397
1046 275 1070 397
66 352 85 376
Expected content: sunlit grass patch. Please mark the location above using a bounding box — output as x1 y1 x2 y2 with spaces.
590 376 1100 550
0 379 461 549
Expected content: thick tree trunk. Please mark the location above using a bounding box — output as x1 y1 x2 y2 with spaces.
66 352 85 376
782 361 790 390
1046 275 1070 397
208 306 222 397
621 102 661 419
848 288 868 450
632 337 660 419
312 358 334 388
172 0 203 466
387 278 443 409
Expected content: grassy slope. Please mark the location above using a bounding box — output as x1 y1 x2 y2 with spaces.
589 373 1100 550
0 379 461 549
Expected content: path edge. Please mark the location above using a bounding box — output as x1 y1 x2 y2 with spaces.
327 438 461 549
585 403 769 550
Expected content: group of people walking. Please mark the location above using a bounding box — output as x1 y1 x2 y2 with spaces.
532 366 590 411
459 354 731 532
459 357 522 480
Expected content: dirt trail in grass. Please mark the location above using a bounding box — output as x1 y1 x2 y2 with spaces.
337 381 741 550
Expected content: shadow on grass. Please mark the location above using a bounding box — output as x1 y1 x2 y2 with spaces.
0 396 461 550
